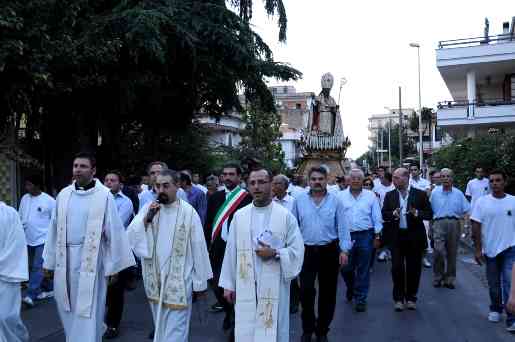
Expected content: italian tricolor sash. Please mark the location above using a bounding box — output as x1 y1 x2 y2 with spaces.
211 187 248 241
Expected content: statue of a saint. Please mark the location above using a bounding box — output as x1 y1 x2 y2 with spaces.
309 73 343 135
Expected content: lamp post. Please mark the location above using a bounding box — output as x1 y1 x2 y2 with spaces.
410 42 424 172
384 107 392 171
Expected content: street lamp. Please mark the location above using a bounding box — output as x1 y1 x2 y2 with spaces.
409 42 424 172
384 107 392 171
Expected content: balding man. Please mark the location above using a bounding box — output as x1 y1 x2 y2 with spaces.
429 168 470 289
272 174 295 212
382 168 433 311
338 168 382 312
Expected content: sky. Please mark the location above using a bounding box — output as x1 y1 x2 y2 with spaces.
250 0 514 159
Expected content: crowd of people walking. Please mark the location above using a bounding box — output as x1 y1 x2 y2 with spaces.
1 152 515 342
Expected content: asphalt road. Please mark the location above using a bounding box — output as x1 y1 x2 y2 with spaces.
23 248 514 342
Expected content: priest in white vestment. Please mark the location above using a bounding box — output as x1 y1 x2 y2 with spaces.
0 202 29 342
220 168 305 342
127 169 213 342
43 153 135 342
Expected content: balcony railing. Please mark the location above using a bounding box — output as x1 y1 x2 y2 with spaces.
438 33 514 49
437 98 515 125
437 98 515 109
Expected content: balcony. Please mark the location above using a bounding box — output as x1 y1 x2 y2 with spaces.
437 99 515 126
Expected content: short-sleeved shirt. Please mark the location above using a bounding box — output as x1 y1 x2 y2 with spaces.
430 186 470 219
471 194 515 258
19 192 56 246
465 178 490 210
409 177 431 191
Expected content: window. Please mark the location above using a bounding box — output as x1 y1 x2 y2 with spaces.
295 103 302 109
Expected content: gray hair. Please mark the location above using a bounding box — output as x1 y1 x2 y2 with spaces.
273 174 289 187
147 161 168 174
158 169 180 185
440 168 454 178
349 168 365 179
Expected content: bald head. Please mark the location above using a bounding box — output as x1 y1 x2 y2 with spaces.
393 167 409 190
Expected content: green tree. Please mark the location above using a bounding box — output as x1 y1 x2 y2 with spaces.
0 0 301 188
234 105 285 173
432 133 515 193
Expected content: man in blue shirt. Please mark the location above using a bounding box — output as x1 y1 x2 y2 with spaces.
338 169 382 312
103 171 135 339
293 166 351 342
179 171 207 226
430 168 470 289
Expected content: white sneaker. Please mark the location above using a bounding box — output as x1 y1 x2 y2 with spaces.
506 322 515 332
377 250 387 261
423 257 432 268
36 291 54 300
488 311 501 323
22 296 34 307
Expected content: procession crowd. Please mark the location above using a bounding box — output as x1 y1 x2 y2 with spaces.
1 152 515 342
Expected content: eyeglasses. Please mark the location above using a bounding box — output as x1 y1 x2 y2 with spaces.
363 183 373 187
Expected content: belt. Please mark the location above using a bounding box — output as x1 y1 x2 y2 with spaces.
304 240 338 250
434 216 458 221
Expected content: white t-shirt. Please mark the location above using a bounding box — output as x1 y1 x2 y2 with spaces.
374 183 395 208
409 177 431 191
465 178 490 210
19 192 56 246
470 194 515 258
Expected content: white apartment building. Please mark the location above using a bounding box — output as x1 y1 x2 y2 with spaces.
436 18 515 138
196 111 244 148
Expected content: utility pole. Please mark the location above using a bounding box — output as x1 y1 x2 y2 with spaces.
398 86 403 166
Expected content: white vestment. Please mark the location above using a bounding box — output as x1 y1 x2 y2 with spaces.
43 180 135 342
0 202 29 342
219 202 304 342
127 199 212 342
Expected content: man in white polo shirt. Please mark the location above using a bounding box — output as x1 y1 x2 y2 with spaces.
472 169 515 332
19 174 56 307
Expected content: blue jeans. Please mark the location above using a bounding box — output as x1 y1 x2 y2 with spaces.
341 229 375 305
27 244 52 299
485 246 515 326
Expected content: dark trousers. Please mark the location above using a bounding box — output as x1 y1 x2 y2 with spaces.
105 268 134 329
210 238 234 329
290 278 300 310
390 230 423 303
341 230 375 305
299 241 339 336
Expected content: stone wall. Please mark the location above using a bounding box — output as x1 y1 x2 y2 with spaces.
0 154 16 206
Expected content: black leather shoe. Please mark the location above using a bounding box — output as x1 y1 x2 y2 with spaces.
433 280 442 288
148 329 154 340
444 283 455 289
301 333 312 342
355 303 367 312
317 335 329 342
103 327 119 339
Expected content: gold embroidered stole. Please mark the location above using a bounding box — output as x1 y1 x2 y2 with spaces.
235 203 286 341
55 184 108 318
144 199 193 309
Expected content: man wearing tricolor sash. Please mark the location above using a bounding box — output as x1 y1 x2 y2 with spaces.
42 152 135 342
127 169 212 341
205 163 252 337
220 168 305 342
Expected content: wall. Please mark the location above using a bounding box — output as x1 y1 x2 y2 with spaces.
0 154 17 206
